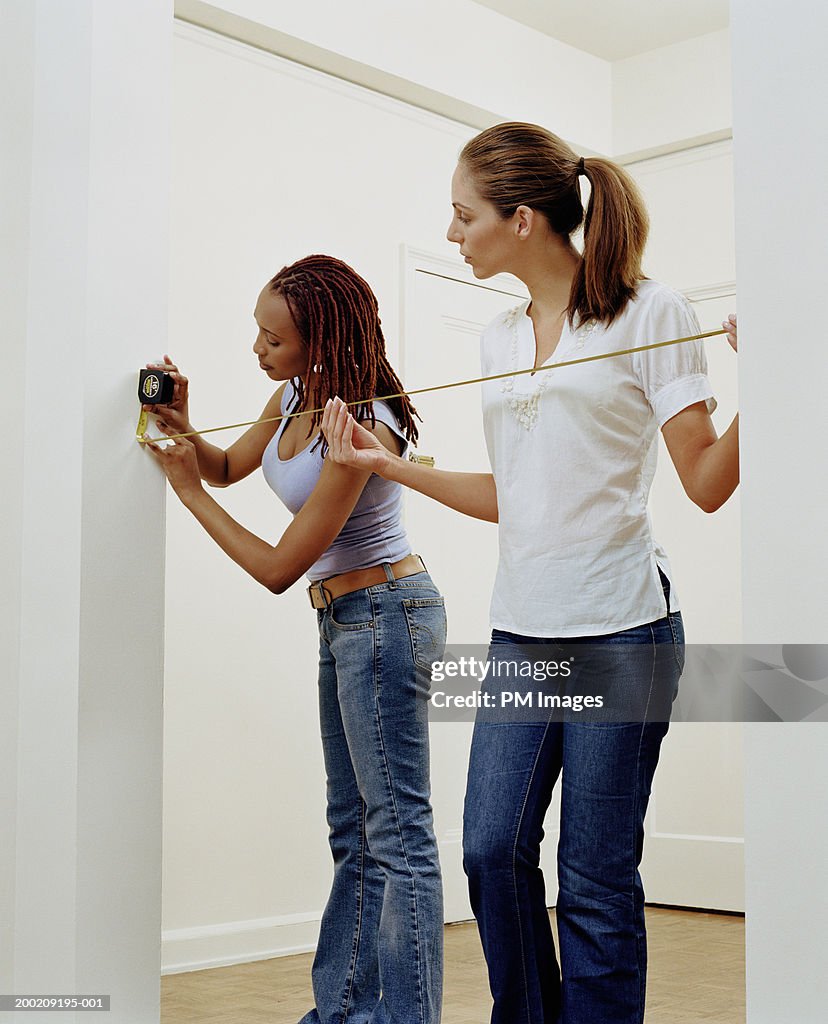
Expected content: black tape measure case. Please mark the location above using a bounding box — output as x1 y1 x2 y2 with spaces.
138 368 175 405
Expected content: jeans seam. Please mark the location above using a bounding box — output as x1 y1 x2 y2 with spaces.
511 718 553 1024
371 590 382 700
668 613 684 673
630 624 658 1024
339 800 367 1023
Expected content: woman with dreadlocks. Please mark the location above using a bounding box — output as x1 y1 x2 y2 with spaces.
142 254 445 1024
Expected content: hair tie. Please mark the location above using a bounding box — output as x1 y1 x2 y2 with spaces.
576 157 586 176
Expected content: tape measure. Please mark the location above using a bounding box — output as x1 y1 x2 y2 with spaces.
138 368 175 405
135 327 728 455
136 369 176 439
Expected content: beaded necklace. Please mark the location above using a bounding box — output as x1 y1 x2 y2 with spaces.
499 302 599 430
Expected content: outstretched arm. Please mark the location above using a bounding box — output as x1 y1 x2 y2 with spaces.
142 419 401 593
662 313 739 514
322 396 498 523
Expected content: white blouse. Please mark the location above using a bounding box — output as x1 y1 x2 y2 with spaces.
481 279 717 637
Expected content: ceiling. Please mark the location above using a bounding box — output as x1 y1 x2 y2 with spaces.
471 0 729 61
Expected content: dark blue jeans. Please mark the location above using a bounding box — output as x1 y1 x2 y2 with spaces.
462 575 684 1024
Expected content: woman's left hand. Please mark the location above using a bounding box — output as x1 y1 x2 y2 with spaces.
141 426 203 500
722 313 737 352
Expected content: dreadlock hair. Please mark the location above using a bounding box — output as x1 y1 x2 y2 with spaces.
268 254 419 454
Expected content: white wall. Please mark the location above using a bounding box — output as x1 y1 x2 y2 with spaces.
175 0 612 153
177 0 733 163
2 0 170 1019
731 1 828 1020
162 23 483 970
613 30 733 160
0 0 34 998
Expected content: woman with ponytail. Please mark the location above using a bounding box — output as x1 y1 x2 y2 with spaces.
142 255 445 1024
323 124 739 1023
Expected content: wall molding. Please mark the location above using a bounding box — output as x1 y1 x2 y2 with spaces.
162 909 321 975
398 244 527 383
626 136 733 174
174 1 504 132
650 830 744 844
682 280 738 302
174 19 482 140
617 130 733 167
175 4 733 164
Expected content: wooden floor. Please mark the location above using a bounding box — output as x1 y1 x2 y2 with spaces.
162 906 745 1023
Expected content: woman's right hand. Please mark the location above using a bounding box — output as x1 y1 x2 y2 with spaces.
721 313 737 352
143 354 191 435
322 396 393 475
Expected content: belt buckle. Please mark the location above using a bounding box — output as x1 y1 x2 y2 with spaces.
307 580 332 609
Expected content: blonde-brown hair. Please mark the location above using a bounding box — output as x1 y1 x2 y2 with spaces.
460 122 649 325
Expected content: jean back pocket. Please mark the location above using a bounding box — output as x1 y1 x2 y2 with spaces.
402 597 447 671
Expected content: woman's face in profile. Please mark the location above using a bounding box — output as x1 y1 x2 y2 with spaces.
252 288 309 381
446 163 518 280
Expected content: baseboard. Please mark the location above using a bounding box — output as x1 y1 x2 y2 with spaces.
161 910 321 975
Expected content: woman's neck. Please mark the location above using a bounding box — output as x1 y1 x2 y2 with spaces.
516 239 582 320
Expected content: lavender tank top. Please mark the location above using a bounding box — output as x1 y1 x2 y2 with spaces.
261 381 412 582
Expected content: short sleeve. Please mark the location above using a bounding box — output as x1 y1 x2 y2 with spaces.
632 287 718 428
359 399 409 456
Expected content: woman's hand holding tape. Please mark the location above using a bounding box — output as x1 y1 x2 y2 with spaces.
322 396 392 474
142 417 203 500
143 354 192 435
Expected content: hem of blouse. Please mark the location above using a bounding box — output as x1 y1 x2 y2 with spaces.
306 542 415 584
487 604 680 640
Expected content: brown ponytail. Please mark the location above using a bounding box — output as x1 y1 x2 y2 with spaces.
459 122 649 325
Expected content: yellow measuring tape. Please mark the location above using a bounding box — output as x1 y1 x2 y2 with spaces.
136 327 727 445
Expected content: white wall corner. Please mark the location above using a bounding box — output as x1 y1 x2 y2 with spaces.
612 29 733 161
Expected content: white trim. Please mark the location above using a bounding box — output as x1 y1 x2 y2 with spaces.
174 20 478 140
399 244 528 384
173 5 501 133
617 132 733 167
625 137 733 173
649 831 745 844
442 315 492 336
681 281 738 302
161 910 321 975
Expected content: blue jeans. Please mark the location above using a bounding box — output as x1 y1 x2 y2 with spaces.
462 573 684 1024
300 568 446 1024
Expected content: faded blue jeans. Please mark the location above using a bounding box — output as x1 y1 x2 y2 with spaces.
462 571 684 1024
299 567 446 1024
